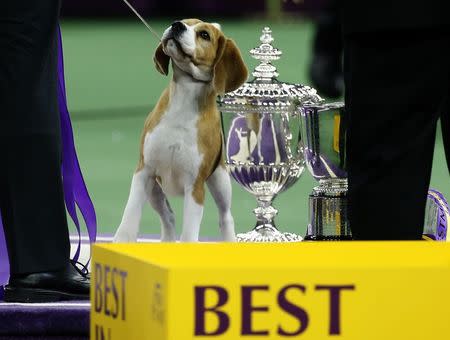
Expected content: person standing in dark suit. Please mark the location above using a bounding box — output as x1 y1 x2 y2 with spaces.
0 0 89 301
342 1 450 239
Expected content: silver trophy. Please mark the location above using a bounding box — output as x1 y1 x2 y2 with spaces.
218 27 321 242
299 102 351 240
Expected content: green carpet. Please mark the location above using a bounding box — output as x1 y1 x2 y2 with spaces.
60 18 449 238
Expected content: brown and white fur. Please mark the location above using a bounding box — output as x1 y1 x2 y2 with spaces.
113 19 248 242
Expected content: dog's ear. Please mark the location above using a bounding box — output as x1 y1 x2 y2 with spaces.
213 38 248 94
153 42 170 76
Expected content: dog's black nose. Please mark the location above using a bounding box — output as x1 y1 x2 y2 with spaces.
171 21 186 37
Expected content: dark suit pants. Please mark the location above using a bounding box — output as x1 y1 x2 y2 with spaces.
344 28 450 240
0 0 70 274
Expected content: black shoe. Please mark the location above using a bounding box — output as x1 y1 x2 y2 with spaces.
3 261 90 303
309 53 344 99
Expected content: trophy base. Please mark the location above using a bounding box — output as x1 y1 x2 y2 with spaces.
306 189 351 241
237 224 303 242
303 234 353 241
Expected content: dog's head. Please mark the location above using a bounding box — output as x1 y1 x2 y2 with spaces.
154 19 248 94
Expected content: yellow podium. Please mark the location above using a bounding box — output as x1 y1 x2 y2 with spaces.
91 242 450 339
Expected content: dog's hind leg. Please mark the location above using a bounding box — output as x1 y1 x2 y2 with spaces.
146 181 176 242
207 166 236 242
113 168 150 242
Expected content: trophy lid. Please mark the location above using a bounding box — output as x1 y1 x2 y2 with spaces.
218 27 322 113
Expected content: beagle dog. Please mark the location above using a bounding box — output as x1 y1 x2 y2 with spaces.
113 19 248 242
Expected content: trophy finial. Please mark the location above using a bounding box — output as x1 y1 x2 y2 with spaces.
260 27 274 44
250 26 282 80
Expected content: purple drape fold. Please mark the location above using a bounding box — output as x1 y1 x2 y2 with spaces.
0 25 97 289
0 217 8 289
57 25 97 264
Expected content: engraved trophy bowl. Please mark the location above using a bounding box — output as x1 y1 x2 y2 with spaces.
218 27 321 242
299 102 352 240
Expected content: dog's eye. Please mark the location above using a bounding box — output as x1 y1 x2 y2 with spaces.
199 30 210 41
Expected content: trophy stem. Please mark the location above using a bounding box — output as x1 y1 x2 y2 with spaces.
236 194 303 242
317 178 348 195
254 195 278 226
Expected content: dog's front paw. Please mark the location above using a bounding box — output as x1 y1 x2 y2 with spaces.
223 233 237 242
113 229 138 243
160 235 177 242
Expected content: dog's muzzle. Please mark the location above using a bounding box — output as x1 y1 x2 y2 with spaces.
171 21 186 39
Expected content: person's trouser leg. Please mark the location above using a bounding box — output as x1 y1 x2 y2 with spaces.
0 0 69 274
344 29 450 240
0 134 70 274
